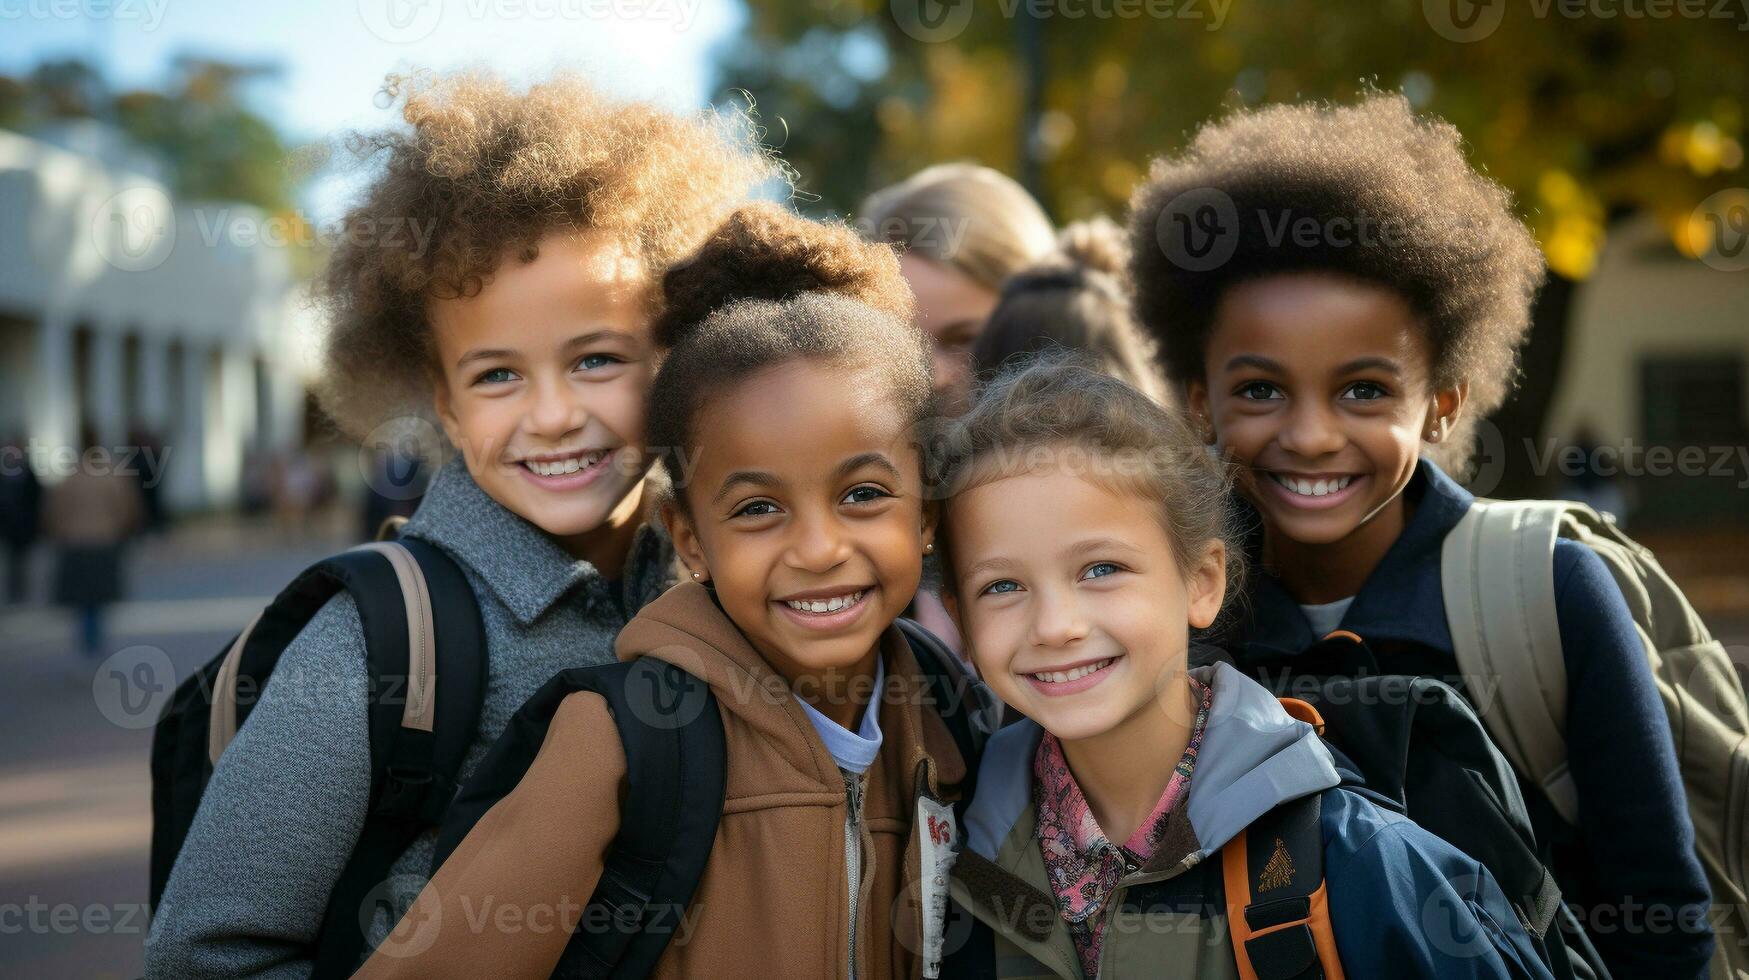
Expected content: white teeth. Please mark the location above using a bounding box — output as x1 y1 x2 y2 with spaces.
525 451 607 476
785 590 864 614
1029 658 1115 684
1273 474 1353 497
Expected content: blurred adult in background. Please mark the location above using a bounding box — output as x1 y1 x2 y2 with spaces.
44 426 143 659
128 425 168 534
972 216 1172 406
861 162 1056 414
0 433 42 603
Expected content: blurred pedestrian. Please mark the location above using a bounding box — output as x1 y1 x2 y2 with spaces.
0 433 42 603
972 216 1172 406
128 425 169 534
860 162 1056 415
43 426 143 658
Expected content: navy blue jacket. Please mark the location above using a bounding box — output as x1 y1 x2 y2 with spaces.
1226 459 1714 979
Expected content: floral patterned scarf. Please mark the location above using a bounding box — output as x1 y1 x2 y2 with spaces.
1032 677 1214 977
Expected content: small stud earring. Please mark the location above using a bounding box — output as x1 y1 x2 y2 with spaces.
691 570 703 581
924 543 935 555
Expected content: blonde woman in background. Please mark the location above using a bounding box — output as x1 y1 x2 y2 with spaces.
861 162 1056 415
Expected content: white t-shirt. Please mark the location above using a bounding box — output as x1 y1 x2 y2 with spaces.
1299 596 1356 639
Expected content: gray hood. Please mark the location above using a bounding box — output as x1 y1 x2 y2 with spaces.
963 661 1340 861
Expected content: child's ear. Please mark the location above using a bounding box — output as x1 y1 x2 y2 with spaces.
1186 539 1227 630
1184 380 1215 445
660 501 709 583
1426 381 1469 444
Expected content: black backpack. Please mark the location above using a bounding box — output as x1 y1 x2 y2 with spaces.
148 537 486 980
429 618 997 980
1237 634 1610 980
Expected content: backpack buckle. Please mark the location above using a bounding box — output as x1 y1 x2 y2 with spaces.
375 766 446 822
598 870 652 933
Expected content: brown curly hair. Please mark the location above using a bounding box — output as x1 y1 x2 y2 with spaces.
314 70 784 438
652 202 912 348
647 204 931 510
1127 94 1544 474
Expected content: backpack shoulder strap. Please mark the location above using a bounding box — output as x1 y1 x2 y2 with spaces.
897 619 998 769
310 540 486 980
1222 791 1344 980
1440 498 1580 825
429 657 726 980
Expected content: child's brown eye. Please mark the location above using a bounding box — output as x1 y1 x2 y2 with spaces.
733 500 779 518
842 485 890 505
1237 381 1280 400
1343 381 1387 400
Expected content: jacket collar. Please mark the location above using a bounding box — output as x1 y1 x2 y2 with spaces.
399 457 674 626
961 662 1339 863
615 582 967 799
1238 458 1473 659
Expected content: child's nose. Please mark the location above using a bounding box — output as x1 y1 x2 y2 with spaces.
1276 401 1346 458
1029 587 1090 648
784 509 852 573
528 378 587 437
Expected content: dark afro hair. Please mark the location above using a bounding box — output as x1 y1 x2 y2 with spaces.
648 204 933 509
1127 93 1544 473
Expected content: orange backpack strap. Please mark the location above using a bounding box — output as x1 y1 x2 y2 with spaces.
1222 793 1345 980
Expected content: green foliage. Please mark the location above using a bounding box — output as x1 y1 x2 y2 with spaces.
716 0 1749 274
3 56 297 213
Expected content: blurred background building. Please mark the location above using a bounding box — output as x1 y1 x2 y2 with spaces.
0 121 311 513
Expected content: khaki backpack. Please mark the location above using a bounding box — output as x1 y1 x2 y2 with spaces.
1443 498 1749 980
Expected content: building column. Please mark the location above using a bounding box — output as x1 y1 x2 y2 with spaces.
134 334 171 435
87 326 126 447
164 340 207 513
28 313 76 480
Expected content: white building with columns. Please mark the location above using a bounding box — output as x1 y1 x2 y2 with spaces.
0 124 313 513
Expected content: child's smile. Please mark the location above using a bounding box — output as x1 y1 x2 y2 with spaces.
1189 272 1463 597
947 463 1224 744
665 359 935 726
429 231 656 569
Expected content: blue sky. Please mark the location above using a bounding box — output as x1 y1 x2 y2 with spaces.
2 0 747 219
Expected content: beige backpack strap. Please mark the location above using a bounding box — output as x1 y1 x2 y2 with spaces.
351 541 438 733
1442 499 1579 824
205 541 438 765
208 611 264 765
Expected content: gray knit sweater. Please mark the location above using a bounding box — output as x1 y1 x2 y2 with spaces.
144 459 675 979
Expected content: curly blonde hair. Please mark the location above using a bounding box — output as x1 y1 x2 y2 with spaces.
315 71 784 438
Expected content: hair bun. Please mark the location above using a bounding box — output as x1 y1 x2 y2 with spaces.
655 203 912 347
1052 216 1130 279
